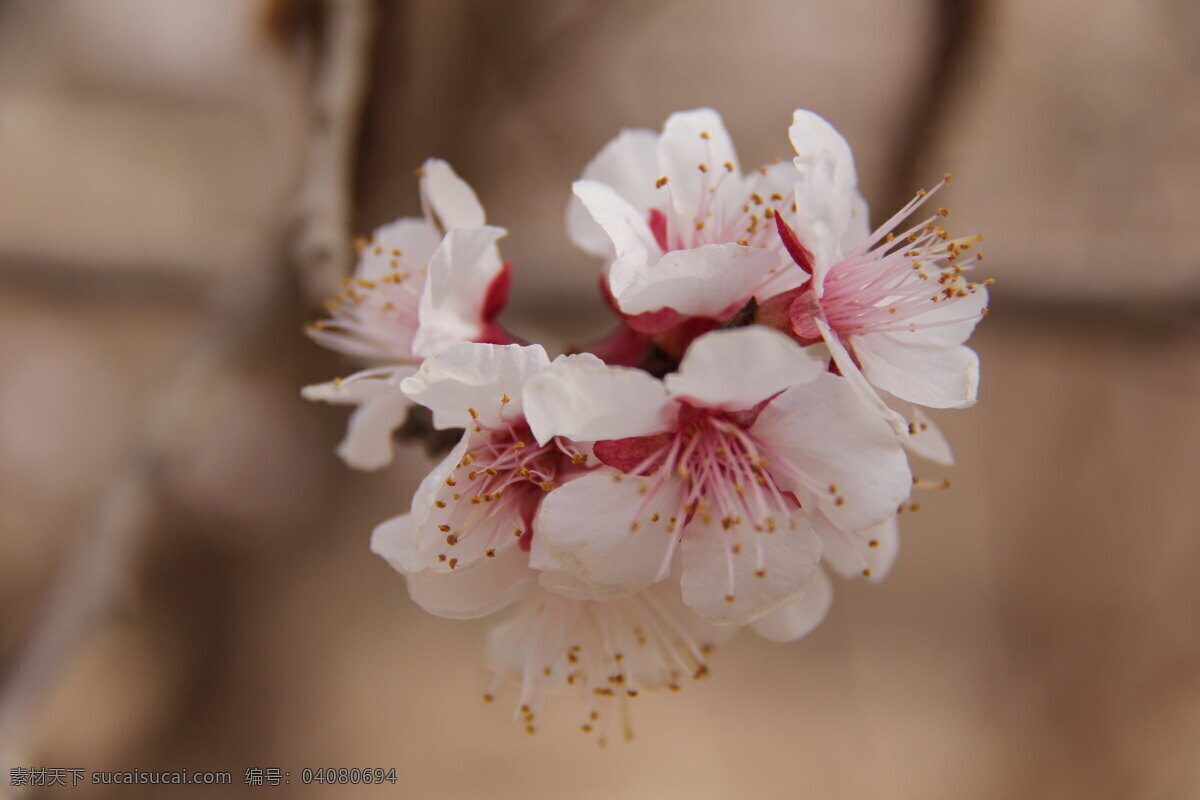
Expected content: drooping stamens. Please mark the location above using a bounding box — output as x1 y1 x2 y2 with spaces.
484 590 715 742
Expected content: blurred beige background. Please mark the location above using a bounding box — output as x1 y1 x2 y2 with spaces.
0 1 1197 798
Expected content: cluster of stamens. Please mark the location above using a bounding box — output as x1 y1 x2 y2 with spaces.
428 414 567 568
616 407 838 601
819 176 993 340
648 132 797 297
306 237 427 362
483 590 714 745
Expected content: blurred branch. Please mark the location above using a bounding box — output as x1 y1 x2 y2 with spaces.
291 0 376 306
0 258 210 304
0 0 375 773
885 0 989 210
0 299 270 776
0 467 153 771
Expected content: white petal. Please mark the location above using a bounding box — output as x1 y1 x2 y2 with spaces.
841 190 871 253
616 243 783 316
394 437 470 571
751 567 834 642
419 158 486 230
372 515 536 619
413 225 506 358
753 372 912 534
853 334 980 409
898 286 988 347
357 218 442 281
815 515 900 583
818 317 909 435
395 430 532 576
527 519 616 601
882 392 955 465
665 327 825 411
371 511 421 570
908 407 953 464
789 110 861 294
567 128 659 258
572 180 662 297
301 373 395 405
680 513 823 625
405 550 536 620
863 517 900 582
642 576 739 649
522 357 674 445
301 369 415 470
334 386 412 470
789 111 858 191
401 342 550 430
744 163 819 294
533 471 682 598
536 569 616 602
408 432 530 573
551 351 605 368
657 108 741 225
747 160 797 202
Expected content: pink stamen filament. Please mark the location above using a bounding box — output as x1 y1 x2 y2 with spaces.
820 179 986 340
628 410 831 592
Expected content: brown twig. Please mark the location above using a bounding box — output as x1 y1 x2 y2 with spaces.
291 0 376 307
884 0 990 211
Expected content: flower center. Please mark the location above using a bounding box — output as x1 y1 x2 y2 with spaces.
654 158 796 258
431 424 566 567
599 404 834 584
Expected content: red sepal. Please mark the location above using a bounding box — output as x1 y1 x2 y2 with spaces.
774 212 814 275
594 434 673 475
482 261 512 321
647 208 670 252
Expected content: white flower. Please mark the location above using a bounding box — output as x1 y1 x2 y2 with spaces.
768 110 990 446
302 159 512 469
303 107 994 739
523 326 912 625
482 580 729 742
569 108 844 331
382 342 599 578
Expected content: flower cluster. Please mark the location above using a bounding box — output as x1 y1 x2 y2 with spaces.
304 108 990 743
